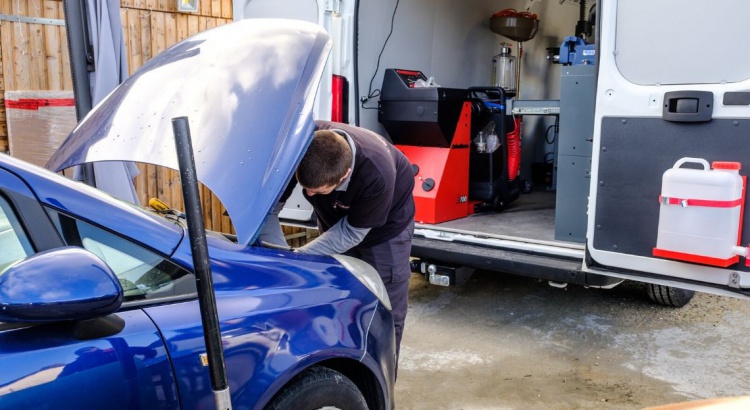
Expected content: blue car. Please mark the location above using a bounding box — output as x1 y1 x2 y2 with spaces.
0 19 395 409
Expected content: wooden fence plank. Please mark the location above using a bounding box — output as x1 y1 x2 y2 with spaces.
146 163 157 204
139 8 153 62
210 193 221 232
43 0 62 89
58 1 73 90
211 0 220 19
125 8 142 74
27 0 47 90
176 13 189 41
134 163 147 205
221 0 231 19
187 14 200 35
164 12 177 47
9 0 32 90
199 0 210 18
150 12 166 56
0 18 13 91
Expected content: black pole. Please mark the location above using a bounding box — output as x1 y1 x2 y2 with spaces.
61 0 96 186
172 117 232 410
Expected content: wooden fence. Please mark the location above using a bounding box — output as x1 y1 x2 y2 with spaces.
0 0 314 244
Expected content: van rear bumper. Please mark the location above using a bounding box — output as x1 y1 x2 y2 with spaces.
410 236 621 287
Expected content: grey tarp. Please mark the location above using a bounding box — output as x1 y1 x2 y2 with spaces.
76 0 140 203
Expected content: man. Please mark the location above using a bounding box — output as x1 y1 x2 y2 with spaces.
275 120 415 366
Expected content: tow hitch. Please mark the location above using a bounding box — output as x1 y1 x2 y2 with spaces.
411 259 475 287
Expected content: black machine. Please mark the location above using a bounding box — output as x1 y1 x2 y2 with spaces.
378 68 520 223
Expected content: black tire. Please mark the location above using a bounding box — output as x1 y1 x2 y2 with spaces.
265 367 368 410
520 178 533 194
646 283 695 307
492 195 506 212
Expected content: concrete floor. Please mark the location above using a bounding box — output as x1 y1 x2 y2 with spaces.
395 271 750 410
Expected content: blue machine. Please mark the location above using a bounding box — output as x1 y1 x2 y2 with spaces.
558 35 596 66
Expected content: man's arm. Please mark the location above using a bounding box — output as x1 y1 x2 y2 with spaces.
295 216 370 255
257 177 298 247
257 201 289 248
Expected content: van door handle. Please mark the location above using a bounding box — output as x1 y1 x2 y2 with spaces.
662 91 713 122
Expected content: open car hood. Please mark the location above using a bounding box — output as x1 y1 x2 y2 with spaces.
47 19 331 246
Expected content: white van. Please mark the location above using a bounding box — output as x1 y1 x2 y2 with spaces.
236 0 750 307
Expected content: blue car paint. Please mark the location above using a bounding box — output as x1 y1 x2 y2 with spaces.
0 159 395 409
154 235 394 409
0 247 122 322
0 308 180 409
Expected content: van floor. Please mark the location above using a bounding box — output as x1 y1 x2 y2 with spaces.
418 189 566 244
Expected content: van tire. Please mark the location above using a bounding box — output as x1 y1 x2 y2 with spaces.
646 284 695 307
266 367 367 410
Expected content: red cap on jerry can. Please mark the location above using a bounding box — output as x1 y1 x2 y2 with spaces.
712 161 741 171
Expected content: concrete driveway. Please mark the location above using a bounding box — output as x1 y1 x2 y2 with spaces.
395 270 750 409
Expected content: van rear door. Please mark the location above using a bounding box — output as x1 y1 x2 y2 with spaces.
588 0 750 298
237 0 358 222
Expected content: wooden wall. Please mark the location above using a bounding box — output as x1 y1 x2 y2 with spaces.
0 0 313 244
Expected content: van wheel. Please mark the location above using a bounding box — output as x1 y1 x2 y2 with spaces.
521 179 533 194
266 367 367 410
646 283 695 307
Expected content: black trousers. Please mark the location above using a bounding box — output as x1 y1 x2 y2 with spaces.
345 221 414 370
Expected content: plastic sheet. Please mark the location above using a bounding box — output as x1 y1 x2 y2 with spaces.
5 90 77 168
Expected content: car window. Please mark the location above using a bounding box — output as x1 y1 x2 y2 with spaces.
0 196 33 273
46 209 196 302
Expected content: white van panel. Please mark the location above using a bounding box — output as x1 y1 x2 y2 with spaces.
234 0 318 22
614 0 750 86
588 0 750 292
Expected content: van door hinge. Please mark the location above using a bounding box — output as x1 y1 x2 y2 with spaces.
324 0 342 15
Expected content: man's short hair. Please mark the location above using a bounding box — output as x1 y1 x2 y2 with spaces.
297 130 353 188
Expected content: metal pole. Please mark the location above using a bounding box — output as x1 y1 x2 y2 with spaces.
171 117 232 410
61 0 96 186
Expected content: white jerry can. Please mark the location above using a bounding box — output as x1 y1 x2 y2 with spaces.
653 157 746 267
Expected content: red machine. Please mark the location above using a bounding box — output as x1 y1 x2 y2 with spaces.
379 69 520 224
396 102 474 223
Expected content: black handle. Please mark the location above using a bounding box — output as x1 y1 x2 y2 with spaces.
662 91 713 122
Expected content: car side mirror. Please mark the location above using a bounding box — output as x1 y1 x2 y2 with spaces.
0 247 123 323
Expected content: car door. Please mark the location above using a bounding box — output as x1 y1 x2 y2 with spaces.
587 0 750 298
0 166 181 409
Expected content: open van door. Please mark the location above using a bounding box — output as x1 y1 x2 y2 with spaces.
237 0 357 223
587 0 750 300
